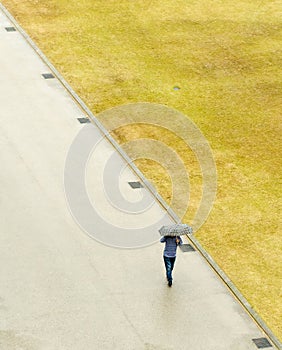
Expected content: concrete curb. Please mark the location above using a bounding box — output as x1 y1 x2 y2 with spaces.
1 3 281 349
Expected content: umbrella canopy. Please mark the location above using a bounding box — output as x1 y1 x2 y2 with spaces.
159 223 193 236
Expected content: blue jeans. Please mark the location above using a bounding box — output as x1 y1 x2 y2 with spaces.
163 256 176 282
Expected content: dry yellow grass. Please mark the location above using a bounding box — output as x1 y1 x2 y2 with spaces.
2 0 281 339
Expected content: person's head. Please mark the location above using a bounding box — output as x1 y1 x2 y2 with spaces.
165 235 176 240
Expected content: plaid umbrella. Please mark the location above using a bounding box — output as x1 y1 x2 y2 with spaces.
159 223 193 236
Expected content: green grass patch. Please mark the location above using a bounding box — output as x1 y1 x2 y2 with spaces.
2 0 281 339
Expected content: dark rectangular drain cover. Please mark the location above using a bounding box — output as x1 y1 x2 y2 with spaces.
128 181 143 189
77 118 91 124
252 338 272 348
42 73 55 79
5 27 16 32
180 244 195 252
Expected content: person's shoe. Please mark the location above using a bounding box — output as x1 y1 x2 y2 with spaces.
168 280 172 287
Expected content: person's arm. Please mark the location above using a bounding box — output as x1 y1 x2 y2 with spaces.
176 236 183 245
160 236 166 243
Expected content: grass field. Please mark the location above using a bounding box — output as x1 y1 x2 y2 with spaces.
2 0 281 339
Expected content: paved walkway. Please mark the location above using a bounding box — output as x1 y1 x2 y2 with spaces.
0 5 278 350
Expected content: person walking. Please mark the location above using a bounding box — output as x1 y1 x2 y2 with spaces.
160 235 183 287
